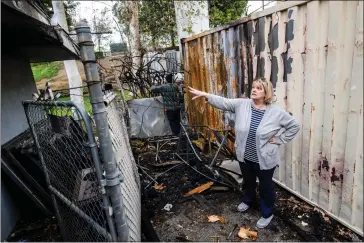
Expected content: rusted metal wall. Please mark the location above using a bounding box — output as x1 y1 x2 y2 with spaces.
182 0 363 236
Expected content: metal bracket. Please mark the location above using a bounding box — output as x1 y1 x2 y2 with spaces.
83 142 97 148
100 172 124 192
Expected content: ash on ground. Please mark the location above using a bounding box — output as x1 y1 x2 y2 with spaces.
133 138 362 242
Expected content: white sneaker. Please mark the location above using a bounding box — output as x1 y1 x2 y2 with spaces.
237 202 249 212
256 215 274 229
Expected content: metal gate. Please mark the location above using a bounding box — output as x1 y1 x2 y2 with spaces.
23 100 116 241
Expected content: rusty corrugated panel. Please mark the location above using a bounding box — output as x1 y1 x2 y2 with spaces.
182 0 363 236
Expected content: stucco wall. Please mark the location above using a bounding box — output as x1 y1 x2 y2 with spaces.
1 54 38 240
1 54 37 145
1 178 20 241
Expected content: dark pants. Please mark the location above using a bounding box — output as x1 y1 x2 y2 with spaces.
239 160 276 218
166 109 181 136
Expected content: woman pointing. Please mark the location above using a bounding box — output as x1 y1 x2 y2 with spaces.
189 78 300 228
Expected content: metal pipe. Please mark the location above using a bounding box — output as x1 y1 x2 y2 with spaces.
69 31 113 35
49 186 112 241
75 21 129 241
1 159 51 216
72 101 118 241
209 130 229 168
180 123 202 161
174 153 231 187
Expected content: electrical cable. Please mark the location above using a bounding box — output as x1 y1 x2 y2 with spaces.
174 153 230 187
248 0 276 15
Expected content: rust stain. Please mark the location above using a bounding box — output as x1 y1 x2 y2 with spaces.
344 78 349 89
318 159 321 177
331 118 335 133
311 104 315 112
198 37 208 131
351 177 355 209
231 78 237 98
355 39 363 54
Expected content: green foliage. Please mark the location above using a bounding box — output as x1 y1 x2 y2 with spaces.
31 62 62 82
139 0 177 49
208 0 248 27
91 7 113 52
112 2 133 40
95 52 105 59
57 92 132 117
113 1 177 50
58 96 93 115
63 0 79 27
112 0 248 50
116 90 133 101
110 43 128 53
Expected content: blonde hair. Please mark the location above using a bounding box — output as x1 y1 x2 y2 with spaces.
252 78 274 104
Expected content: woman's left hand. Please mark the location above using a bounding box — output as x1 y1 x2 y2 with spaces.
269 137 276 144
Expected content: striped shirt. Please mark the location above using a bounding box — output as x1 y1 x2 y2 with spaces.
244 105 266 163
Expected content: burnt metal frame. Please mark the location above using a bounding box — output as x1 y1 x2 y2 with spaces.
176 124 236 166
174 123 242 191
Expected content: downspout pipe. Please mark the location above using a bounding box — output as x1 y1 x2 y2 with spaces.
75 20 129 242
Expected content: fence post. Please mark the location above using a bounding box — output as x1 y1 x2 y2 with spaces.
75 20 129 242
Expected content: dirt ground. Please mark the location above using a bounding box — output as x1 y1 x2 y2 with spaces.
6 137 363 242
136 139 363 242
36 55 121 91
6 217 61 242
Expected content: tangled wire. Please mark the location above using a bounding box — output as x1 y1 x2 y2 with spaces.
98 52 188 99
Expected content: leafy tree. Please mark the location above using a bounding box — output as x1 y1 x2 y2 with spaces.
139 0 177 49
43 0 79 28
113 1 176 50
91 7 113 52
208 0 248 27
63 0 79 27
113 0 248 50
113 1 143 68
112 2 134 50
110 43 128 53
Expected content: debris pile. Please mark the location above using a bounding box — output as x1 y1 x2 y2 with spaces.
132 135 363 242
6 129 363 242
275 189 363 242
99 53 186 99
6 217 61 242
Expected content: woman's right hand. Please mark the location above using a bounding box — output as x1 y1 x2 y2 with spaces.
188 86 208 100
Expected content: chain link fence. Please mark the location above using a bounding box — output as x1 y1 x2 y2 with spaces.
105 93 141 242
23 101 115 242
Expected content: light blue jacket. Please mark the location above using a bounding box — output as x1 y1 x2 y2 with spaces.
207 94 300 170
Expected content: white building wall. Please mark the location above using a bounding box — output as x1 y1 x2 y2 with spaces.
1 54 37 144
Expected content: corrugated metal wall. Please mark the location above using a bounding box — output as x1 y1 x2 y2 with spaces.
182 0 363 235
